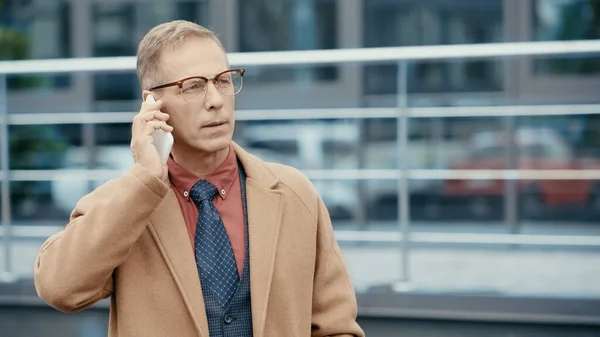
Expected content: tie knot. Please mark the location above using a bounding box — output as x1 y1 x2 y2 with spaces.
190 180 218 203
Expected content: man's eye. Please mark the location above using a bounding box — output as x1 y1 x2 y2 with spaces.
184 82 205 91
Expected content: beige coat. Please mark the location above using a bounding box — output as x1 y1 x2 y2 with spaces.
34 143 364 337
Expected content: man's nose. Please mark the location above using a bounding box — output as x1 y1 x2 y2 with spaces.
203 81 224 111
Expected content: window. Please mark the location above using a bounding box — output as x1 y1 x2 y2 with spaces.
92 3 136 101
9 124 83 222
0 0 71 91
238 0 338 83
533 0 600 76
363 0 504 95
9 124 82 170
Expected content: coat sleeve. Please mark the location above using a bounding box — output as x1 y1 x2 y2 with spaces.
311 195 365 337
34 163 170 312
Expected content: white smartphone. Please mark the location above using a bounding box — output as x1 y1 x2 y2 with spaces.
145 94 174 165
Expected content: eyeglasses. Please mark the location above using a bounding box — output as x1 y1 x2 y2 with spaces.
149 68 245 103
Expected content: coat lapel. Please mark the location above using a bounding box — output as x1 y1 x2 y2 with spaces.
246 178 283 337
233 143 283 337
147 189 209 337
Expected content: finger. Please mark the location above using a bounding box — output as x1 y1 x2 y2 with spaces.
149 111 170 122
132 112 150 134
134 110 155 122
142 120 173 136
134 110 168 126
132 109 169 136
140 99 163 113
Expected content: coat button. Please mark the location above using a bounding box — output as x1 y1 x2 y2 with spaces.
224 314 233 324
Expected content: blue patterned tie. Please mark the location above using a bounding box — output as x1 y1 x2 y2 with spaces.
190 180 239 308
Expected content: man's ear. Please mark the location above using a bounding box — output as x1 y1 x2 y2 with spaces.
142 90 153 102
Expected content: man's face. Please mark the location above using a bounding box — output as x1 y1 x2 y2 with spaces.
154 37 235 155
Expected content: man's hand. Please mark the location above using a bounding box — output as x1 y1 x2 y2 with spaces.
131 99 173 181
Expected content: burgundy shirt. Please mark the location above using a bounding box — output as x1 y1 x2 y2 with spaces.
167 145 245 277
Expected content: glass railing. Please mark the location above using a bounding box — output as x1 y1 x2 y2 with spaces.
1 40 600 303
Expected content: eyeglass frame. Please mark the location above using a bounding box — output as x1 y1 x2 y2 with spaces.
149 68 246 100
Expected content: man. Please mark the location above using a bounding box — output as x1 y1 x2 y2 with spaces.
33 20 364 337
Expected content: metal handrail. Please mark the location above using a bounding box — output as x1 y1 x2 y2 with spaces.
8 168 600 182
0 40 599 74
4 104 600 125
2 225 598 247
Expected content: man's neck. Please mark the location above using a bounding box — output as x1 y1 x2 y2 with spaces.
170 144 230 179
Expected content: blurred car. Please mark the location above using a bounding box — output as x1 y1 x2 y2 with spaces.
441 128 600 219
240 121 360 221
346 141 456 221
246 147 358 221
241 121 469 222
51 145 134 215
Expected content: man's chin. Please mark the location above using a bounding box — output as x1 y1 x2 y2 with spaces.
195 137 231 154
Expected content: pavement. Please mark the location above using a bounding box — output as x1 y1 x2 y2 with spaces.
340 245 600 297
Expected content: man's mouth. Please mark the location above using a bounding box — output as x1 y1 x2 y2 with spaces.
204 121 226 127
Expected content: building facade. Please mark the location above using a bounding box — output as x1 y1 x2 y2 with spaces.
1 0 600 303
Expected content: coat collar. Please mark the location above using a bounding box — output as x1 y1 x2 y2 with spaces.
148 141 283 337
231 141 279 189
232 141 283 337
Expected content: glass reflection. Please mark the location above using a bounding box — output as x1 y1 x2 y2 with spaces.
0 182 3 223
364 0 504 95
11 179 80 222
238 0 338 84
1 1 71 91
9 125 82 170
8 124 82 222
533 0 600 75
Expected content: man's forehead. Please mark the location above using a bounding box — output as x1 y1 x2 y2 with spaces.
160 37 228 79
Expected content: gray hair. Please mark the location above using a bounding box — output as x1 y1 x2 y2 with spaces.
136 20 225 90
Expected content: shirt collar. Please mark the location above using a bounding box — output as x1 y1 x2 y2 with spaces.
167 144 238 201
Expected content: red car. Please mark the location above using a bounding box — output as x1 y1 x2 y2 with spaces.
441 128 600 219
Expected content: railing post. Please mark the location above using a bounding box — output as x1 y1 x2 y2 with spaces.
393 61 411 291
0 74 15 283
